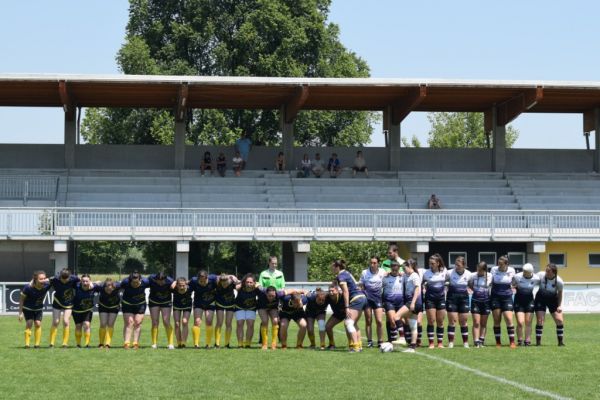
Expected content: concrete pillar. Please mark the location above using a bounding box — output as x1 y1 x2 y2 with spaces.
280 106 294 171
175 241 189 278
64 112 76 169
53 240 69 274
527 241 546 272
384 106 401 171
491 107 506 172
282 242 295 280
594 108 600 173
410 241 429 269
174 121 186 169
292 241 310 281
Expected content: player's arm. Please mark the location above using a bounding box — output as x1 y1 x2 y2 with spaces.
410 285 421 313
18 290 28 322
339 282 350 317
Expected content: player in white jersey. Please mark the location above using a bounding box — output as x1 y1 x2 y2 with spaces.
423 254 447 349
398 259 422 352
359 257 387 348
445 256 472 348
490 255 516 348
469 261 492 348
512 263 540 346
534 263 565 346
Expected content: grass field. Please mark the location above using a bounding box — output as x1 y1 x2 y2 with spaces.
0 314 596 399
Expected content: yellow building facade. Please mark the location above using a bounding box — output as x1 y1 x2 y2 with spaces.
539 242 600 282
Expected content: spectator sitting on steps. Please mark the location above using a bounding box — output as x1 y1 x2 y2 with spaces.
428 194 441 209
201 151 213 176
275 152 286 174
352 150 369 178
327 153 341 178
216 152 227 177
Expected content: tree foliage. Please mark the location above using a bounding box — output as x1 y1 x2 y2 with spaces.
308 241 388 281
427 112 518 148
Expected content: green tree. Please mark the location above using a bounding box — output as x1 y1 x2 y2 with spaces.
308 241 388 281
427 112 518 148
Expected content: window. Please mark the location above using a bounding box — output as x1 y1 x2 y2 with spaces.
448 252 467 268
588 253 600 267
508 252 526 269
478 252 497 266
548 253 566 268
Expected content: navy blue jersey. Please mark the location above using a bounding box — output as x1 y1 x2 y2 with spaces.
382 274 403 303
189 275 217 307
280 294 308 314
94 282 121 310
235 287 260 310
73 284 95 313
257 288 285 309
491 266 516 297
328 293 346 316
305 292 328 316
49 275 80 307
215 280 236 307
423 269 446 301
148 274 174 305
21 283 51 311
172 287 193 310
336 270 362 299
120 277 150 306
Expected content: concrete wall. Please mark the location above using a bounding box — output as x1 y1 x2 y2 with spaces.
0 241 54 281
0 144 596 173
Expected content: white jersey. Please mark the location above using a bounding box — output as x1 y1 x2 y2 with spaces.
490 266 516 297
469 273 492 301
536 272 564 296
446 269 472 294
512 272 540 297
422 269 447 300
359 268 386 302
403 272 422 299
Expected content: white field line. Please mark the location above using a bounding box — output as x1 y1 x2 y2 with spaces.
414 351 572 400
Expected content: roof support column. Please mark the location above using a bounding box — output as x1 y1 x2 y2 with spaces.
280 105 294 171
594 108 600 172
174 120 186 169
176 241 189 279
64 112 76 169
384 106 401 171
490 107 506 172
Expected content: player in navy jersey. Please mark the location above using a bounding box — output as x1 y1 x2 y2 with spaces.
535 263 565 346
48 268 79 347
512 263 539 346
72 274 96 348
325 284 348 349
120 271 150 349
148 272 175 349
490 255 517 348
381 260 404 344
95 278 120 348
257 286 297 350
359 256 387 348
445 256 472 348
214 273 239 348
235 273 261 348
423 254 447 349
189 270 219 348
172 277 193 348
398 259 422 352
279 292 309 349
332 259 366 352
18 270 51 348
469 261 492 348
305 288 329 349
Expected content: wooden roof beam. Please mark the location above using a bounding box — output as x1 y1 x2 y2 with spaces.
175 84 189 122
391 84 427 125
58 80 75 120
496 86 544 126
284 85 309 123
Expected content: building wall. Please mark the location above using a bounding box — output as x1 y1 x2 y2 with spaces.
539 242 600 282
427 242 528 272
0 241 54 281
506 149 593 172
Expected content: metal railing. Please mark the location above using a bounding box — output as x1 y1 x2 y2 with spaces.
2 207 600 241
0 176 58 205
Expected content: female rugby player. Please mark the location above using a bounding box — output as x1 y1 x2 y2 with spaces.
72 274 95 348
513 263 539 346
535 263 565 346
18 270 51 348
188 270 219 348
279 292 309 349
234 273 260 348
398 259 422 352
95 278 120 348
48 268 79 347
445 256 472 348
305 288 329 349
469 261 492 348
381 260 404 344
423 254 447 348
359 256 387 348
214 273 239 348
332 259 366 352
172 277 193 348
121 271 150 349
491 256 516 348
148 272 175 349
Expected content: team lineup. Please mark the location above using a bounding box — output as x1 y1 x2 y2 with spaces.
17 245 565 352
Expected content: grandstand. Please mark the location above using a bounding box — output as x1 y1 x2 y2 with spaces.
1 74 600 284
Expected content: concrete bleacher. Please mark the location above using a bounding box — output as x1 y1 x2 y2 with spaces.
0 169 63 207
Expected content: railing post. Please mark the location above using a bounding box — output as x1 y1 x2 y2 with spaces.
372 213 378 240
253 212 258 239
131 212 136 239
312 212 318 239
432 213 437 240
23 180 29 206
6 214 12 238
549 214 554 241
491 214 496 240
69 212 74 238
192 212 197 238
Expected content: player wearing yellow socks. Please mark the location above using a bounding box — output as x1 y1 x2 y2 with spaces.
189 270 219 348
121 271 150 349
18 271 51 348
48 268 79 348
172 277 193 349
95 278 120 348
72 274 95 348
214 274 239 348
148 272 175 349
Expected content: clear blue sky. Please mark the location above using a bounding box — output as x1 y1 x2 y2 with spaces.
1 0 599 148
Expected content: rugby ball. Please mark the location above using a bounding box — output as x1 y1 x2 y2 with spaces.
380 342 394 353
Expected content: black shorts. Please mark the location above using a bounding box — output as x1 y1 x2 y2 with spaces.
352 166 367 172
173 307 192 313
73 311 93 324
194 303 216 311
490 295 514 312
331 310 346 321
280 310 306 323
425 296 446 311
514 294 535 313
446 292 470 314
383 299 404 312
149 303 172 309
122 303 147 315
23 309 43 321
366 298 383 310
470 299 491 315
535 293 559 314
52 301 73 311
403 296 422 314
98 305 120 314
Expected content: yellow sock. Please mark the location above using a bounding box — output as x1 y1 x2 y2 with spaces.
225 330 231 346
192 326 200 346
271 325 279 346
261 327 268 345
106 328 114 346
84 332 91 346
151 326 159 345
167 326 174 346
205 325 213 347
99 327 106 345
215 327 222 346
49 326 57 346
308 332 315 347
75 330 82 346
62 327 70 346
34 326 42 347
24 328 32 347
